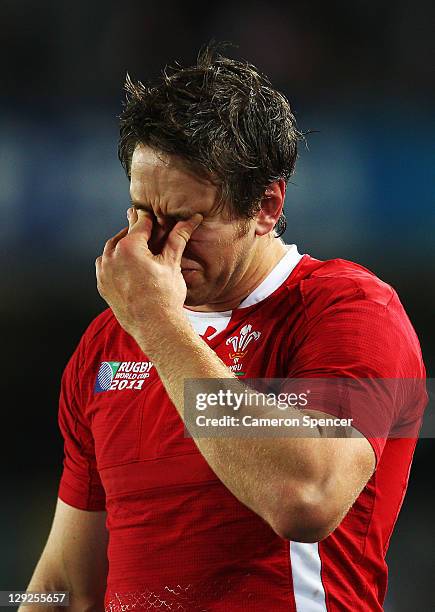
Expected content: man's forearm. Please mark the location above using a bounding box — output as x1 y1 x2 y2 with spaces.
19 546 105 612
135 314 338 537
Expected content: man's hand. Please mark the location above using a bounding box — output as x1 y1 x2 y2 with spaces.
95 207 203 344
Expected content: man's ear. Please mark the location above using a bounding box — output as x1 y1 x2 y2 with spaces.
254 179 286 236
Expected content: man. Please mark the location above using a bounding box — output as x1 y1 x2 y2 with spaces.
23 45 427 611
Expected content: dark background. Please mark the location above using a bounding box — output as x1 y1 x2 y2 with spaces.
1 1 434 610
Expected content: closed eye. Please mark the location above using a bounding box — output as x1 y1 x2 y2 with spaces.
131 203 154 215
131 202 199 224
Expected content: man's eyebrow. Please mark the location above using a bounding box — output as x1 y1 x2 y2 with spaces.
131 201 197 220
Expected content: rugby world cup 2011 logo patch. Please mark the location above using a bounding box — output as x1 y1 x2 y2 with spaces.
94 361 154 393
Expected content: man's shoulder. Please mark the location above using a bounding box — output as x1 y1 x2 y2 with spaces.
82 307 117 346
289 255 395 318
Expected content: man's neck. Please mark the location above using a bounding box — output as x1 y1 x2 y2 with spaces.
185 238 288 313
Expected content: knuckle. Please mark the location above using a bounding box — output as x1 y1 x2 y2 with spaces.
115 238 128 254
176 228 190 242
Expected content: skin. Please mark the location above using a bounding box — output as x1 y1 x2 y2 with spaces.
95 143 376 542
20 500 108 611
128 145 289 312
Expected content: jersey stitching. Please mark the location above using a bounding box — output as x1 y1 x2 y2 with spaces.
103 478 223 499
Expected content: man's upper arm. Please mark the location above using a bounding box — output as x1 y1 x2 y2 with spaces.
295 408 376 540
282 278 423 538
46 497 109 595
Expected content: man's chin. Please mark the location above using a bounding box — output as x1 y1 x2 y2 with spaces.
184 293 205 308
184 285 211 308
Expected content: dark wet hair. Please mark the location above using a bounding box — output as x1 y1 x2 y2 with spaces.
119 42 303 237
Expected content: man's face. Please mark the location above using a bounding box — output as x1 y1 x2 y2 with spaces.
129 144 255 309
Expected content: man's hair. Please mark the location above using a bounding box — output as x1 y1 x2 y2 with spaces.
118 43 303 237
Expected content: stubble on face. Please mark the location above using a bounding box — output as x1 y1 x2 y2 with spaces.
184 218 254 308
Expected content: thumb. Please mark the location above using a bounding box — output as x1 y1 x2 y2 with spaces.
127 206 138 232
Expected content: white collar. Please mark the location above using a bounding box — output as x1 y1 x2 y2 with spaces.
238 243 302 308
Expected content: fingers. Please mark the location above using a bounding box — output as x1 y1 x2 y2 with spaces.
103 227 129 256
127 207 153 240
95 255 105 298
100 209 201 275
102 207 153 258
161 213 203 264
95 255 102 281
127 206 138 232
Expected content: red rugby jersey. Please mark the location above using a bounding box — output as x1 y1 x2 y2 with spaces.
57 246 427 611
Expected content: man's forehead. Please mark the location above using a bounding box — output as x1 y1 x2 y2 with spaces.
130 144 221 216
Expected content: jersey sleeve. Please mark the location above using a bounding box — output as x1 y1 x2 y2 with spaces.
286 278 426 465
57 334 106 511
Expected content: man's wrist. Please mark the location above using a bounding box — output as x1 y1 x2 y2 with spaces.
133 310 196 361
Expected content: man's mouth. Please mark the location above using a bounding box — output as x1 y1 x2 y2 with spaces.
181 260 201 272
